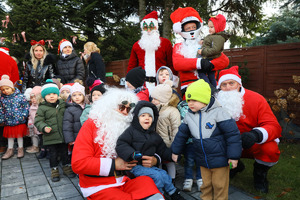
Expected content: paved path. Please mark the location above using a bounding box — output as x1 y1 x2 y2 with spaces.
0 151 255 200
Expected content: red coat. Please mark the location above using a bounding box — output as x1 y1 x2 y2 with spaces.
0 51 19 84
72 119 160 199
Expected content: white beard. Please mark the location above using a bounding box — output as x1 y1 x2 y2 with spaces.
179 37 201 58
216 90 245 121
139 30 161 51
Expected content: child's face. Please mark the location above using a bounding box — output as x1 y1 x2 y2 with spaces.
151 98 160 106
139 113 153 130
158 69 170 84
62 46 72 55
45 93 58 103
71 92 84 104
1 86 14 96
30 95 37 104
208 21 216 35
92 91 103 102
126 81 135 90
60 90 70 100
188 100 207 112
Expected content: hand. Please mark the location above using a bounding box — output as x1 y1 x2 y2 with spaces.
241 131 259 149
197 49 202 55
44 126 52 133
115 157 137 171
228 159 238 169
141 156 157 168
172 154 178 162
69 142 74 146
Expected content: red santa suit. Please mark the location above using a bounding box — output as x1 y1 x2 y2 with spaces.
72 119 160 199
0 47 19 84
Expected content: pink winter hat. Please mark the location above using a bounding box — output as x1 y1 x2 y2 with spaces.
0 75 14 89
71 82 85 96
30 86 42 96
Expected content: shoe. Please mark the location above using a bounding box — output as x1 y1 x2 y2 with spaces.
170 189 184 200
17 147 24 158
0 146 7 153
26 146 39 153
26 146 33 151
182 179 193 192
253 161 271 193
1 148 14 160
230 160 245 179
51 167 60 182
63 165 76 178
196 179 203 191
37 150 47 159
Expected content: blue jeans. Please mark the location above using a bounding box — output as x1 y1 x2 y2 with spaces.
131 165 176 195
184 142 202 180
198 71 216 87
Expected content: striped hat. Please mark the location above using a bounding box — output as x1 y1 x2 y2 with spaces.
41 79 59 98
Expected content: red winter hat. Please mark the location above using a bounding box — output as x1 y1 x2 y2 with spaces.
217 66 242 89
209 14 226 33
170 7 203 34
58 39 73 54
0 47 9 55
140 11 159 30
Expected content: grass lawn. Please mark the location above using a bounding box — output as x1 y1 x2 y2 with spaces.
230 141 300 200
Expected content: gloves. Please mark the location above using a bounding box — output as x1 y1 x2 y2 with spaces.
131 151 143 161
201 59 214 72
241 130 263 149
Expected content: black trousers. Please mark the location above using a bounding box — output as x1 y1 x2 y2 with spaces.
46 143 69 168
0 126 7 147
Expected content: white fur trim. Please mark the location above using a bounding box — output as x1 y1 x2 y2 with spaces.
253 127 268 144
60 41 73 52
196 58 201 69
181 16 200 24
99 158 112 176
140 18 158 30
0 48 9 55
173 22 181 33
217 74 242 89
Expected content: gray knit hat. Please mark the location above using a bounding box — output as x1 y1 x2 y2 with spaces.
138 107 154 118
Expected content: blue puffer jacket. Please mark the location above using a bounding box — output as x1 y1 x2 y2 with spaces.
0 88 29 126
172 97 242 169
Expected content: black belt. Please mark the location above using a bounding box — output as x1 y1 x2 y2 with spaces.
145 76 156 83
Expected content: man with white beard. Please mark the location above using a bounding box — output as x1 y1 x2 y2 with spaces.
170 7 229 98
216 66 282 193
71 87 164 200
128 11 175 93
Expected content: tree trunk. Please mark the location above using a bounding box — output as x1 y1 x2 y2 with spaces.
162 0 173 40
138 0 146 21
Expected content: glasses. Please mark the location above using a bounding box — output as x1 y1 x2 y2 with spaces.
143 21 155 31
118 101 136 113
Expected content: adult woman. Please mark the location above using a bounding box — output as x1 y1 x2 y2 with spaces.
22 40 55 92
83 42 106 82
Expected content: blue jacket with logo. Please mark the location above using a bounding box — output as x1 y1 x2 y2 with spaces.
172 97 242 169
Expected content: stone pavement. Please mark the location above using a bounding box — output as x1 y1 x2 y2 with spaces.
0 151 255 200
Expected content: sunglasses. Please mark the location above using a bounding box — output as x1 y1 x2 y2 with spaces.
143 21 155 31
118 101 136 113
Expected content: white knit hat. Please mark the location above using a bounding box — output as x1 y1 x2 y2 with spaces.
151 80 173 103
71 82 85 96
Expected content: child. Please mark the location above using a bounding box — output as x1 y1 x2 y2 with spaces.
0 75 29 160
116 101 184 200
80 83 106 125
151 80 181 182
34 79 75 182
125 67 149 101
197 14 230 87
59 83 73 101
26 86 43 153
172 79 242 200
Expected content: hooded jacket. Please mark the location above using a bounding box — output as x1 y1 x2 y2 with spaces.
116 101 172 164
201 31 230 59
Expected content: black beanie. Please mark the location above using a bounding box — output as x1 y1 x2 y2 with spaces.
91 83 106 96
126 67 146 88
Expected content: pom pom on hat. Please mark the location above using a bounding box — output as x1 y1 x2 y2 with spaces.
126 67 146 88
41 79 60 98
209 14 226 33
71 82 85 96
186 79 211 105
24 88 33 101
58 39 73 54
217 66 242 89
0 74 14 89
151 80 173 103
140 11 159 30
138 107 154 119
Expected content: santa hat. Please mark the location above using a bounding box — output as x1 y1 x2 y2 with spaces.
170 7 203 34
0 47 9 55
209 14 226 33
58 39 73 54
60 83 73 93
217 66 242 89
140 11 159 30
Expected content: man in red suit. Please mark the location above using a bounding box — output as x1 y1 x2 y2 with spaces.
127 11 175 93
216 66 282 193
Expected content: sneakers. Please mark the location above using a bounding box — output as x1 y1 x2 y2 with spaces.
196 179 203 191
37 150 47 159
63 165 76 178
169 189 184 200
1 148 14 160
26 146 39 153
182 179 193 192
17 147 24 158
51 167 60 182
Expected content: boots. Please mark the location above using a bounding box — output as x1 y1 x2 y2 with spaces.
1 148 14 160
51 167 60 182
26 146 39 153
230 160 245 178
17 147 24 158
253 161 271 193
37 149 47 159
63 165 76 178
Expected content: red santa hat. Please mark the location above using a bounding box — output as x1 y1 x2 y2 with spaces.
0 47 9 55
170 7 203 34
140 11 159 30
217 66 242 89
58 39 73 54
209 14 226 33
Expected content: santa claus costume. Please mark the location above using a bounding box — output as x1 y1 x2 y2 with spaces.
170 7 229 96
0 47 20 84
216 66 282 193
127 11 175 93
71 88 162 200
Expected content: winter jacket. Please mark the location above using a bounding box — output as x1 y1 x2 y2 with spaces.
201 31 230 59
34 99 66 145
80 104 91 125
136 87 149 101
63 102 84 143
172 97 242 169
56 52 85 84
0 88 29 126
156 93 181 148
87 52 106 82
116 101 172 164
22 54 56 92
28 104 41 135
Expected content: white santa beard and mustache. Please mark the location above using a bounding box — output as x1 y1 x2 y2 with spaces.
139 30 161 51
179 37 201 58
216 90 245 121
